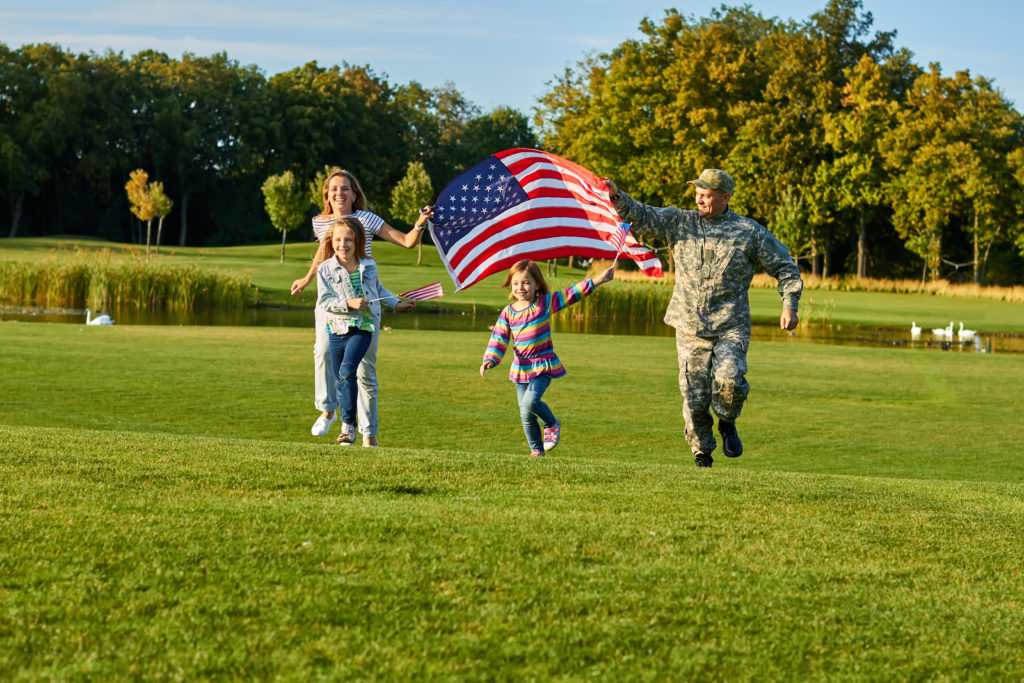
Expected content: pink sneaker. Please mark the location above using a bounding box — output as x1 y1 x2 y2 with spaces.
543 419 561 451
529 449 545 457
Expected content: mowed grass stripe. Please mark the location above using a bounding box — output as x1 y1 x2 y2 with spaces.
2 424 1023 678
2 322 1023 481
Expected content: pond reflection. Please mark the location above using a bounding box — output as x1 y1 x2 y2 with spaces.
2 304 1020 354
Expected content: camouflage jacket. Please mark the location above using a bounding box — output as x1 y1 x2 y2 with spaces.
614 192 803 337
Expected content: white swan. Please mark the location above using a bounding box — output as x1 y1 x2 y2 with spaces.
946 321 955 338
910 321 921 339
86 308 114 325
957 322 976 340
931 324 947 337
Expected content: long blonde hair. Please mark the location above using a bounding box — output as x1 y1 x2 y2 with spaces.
320 168 367 216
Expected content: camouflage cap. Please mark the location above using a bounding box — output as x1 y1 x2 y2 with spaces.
687 169 735 195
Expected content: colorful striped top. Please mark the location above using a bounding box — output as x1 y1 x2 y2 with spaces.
483 279 595 383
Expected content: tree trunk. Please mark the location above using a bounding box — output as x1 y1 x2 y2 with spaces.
972 214 980 285
823 250 832 279
978 221 1001 287
178 190 190 247
280 229 287 263
810 227 821 277
857 211 867 279
146 219 152 261
156 216 164 254
8 192 24 237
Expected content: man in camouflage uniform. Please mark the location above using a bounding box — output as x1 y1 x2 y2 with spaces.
606 169 802 468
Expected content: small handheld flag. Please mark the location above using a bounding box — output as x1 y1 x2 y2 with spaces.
399 281 444 301
611 222 631 267
366 281 444 304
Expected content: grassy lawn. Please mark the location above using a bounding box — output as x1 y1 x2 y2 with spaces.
2 321 1024 678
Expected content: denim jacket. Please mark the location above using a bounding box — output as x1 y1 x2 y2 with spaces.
316 257 399 334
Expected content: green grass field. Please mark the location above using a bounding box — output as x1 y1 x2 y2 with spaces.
3 320 1024 679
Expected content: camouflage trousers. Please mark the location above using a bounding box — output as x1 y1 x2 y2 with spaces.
675 329 750 456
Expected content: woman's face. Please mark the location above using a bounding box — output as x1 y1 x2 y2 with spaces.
327 175 355 215
332 225 357 263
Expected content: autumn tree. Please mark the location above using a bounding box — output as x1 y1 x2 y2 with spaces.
125 169 157 259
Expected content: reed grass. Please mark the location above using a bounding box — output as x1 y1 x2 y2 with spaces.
0 248 251 311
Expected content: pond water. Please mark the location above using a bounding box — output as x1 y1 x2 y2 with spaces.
2 304 1021 354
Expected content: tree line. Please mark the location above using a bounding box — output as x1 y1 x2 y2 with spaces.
0 43 535 247
536 0 1024 284
4 0 1024 284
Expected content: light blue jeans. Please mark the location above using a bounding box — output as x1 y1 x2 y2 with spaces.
315 307 381 437
327 329 373 426
515 374 556 452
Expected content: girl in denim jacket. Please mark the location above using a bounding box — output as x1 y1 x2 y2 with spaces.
317 217 415 445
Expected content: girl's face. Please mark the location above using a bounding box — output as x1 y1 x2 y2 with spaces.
332 225 357 264
509 271 538 303
327 175 355 215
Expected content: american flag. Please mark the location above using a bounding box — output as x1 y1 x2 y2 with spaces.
429 148 663 290
611 222 632 257
399 281 444 301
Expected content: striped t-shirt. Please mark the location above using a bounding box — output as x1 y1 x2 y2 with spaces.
311 210 385 258
348 271 376 332
483 279 595 383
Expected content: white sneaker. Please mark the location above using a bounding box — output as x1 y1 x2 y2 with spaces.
311 412 337 436
543 419 561 451
337 423 356 446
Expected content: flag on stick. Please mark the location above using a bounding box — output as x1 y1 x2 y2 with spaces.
428 148 663 290
399 281 444 301
366 281 444 303
610 222 631 267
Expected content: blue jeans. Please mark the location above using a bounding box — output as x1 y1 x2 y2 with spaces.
515 374 556 452
328 329 373 425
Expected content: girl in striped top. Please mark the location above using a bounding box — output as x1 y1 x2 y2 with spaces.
480 260 615 457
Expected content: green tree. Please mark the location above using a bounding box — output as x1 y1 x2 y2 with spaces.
956 77 1023 283
459 106 538 166
389 161 433 265
884 66 966 281
261 171 306 263
394 81 478 190
817 54 904 279
125 169 157 259
269 62 406 209
150 181 174 253
308 165 332 214
133 51 269 246
0 44 85 237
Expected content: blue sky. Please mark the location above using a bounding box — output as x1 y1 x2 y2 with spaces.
2 0 1021 115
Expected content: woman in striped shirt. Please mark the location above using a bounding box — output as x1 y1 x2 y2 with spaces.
480 260 615 457
292 168 433 446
